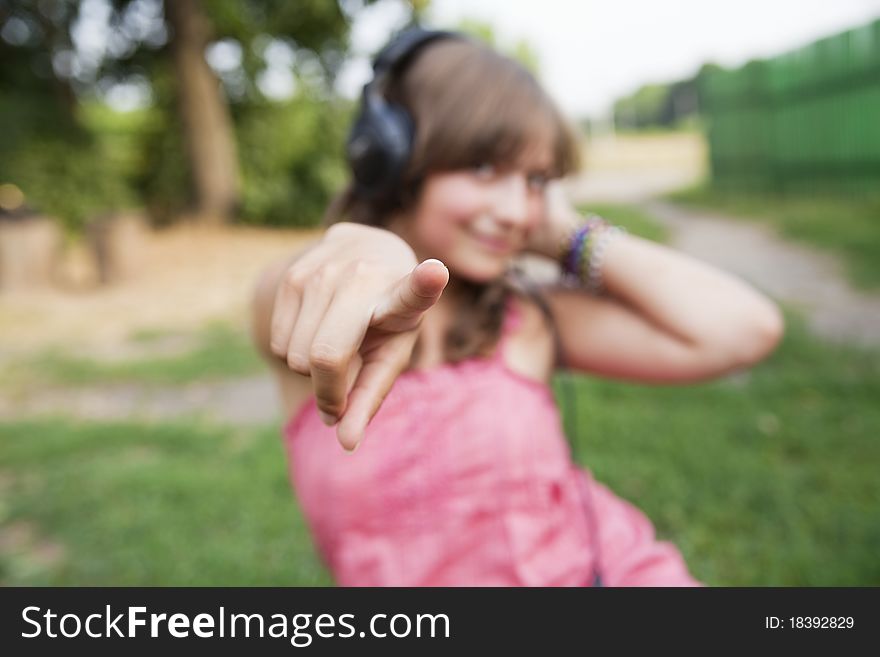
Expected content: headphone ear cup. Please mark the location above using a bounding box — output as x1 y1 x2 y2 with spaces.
380 102 414 168
346 28 461 199
346 97 414 198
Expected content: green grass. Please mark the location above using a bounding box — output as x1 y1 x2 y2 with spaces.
666 184 880 291
5 321 264 390
0 419 332 586
578 203 671 244
553 305 880 586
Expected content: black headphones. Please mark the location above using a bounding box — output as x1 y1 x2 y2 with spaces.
346 27 461 200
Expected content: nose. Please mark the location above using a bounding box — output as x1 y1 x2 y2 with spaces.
492 172 529 225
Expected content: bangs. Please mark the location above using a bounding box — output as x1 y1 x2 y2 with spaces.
396 39 580 181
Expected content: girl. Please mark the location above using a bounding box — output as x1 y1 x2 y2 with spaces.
251 29 784 586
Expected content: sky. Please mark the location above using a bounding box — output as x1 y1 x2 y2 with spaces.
336 0 880 119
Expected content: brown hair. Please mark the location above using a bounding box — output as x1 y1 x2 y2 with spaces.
326 36 580 366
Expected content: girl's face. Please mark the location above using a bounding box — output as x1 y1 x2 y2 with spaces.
399 149 554 282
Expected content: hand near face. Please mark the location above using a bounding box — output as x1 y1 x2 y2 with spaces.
524 181 581 260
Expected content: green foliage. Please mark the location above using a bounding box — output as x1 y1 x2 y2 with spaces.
614 83 670 130
0 92 138 232
135 109 192 225
236 91 352 228
456 18 497 47
210 0 348 45
2 86 351 231
8 139 138 234
613 74 702 132
1 0 378 230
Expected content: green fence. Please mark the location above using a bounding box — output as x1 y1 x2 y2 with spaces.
700 18 880 195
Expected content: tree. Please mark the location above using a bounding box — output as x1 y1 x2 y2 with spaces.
1 0 377 224
163 0 239 221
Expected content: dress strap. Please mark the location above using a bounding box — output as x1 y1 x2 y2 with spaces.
502 293 523 334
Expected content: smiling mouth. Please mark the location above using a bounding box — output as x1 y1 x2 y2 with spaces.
470 231 514 254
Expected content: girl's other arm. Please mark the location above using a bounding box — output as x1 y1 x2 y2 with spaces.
546 232 784 383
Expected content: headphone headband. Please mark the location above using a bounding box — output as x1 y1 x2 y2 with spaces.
371 27 458 81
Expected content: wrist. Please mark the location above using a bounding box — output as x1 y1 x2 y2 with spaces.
558 214 627 295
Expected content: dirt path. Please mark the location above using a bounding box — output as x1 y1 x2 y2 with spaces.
0 223 320 355
0 375 281 426
1 223 312 426
637 200 880 349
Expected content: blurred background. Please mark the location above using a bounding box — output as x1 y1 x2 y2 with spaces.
1 0 878 586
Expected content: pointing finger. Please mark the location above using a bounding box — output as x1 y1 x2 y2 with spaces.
371 259 449 332
334 336 413 451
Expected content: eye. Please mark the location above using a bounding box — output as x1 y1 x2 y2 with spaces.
526 172 549 191
472 163 496 180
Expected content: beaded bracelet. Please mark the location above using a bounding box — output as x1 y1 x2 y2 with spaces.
559 214 627 295
558 214 604 278
585 224 626 295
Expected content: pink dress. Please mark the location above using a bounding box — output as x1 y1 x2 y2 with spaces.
283 294 703 586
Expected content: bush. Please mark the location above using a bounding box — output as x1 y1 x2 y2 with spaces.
2 86 355 232
0 97 138 234
236 91 352 228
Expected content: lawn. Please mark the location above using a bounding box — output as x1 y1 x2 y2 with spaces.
579 203 670 244
555 305 880 586
3 321 265 391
